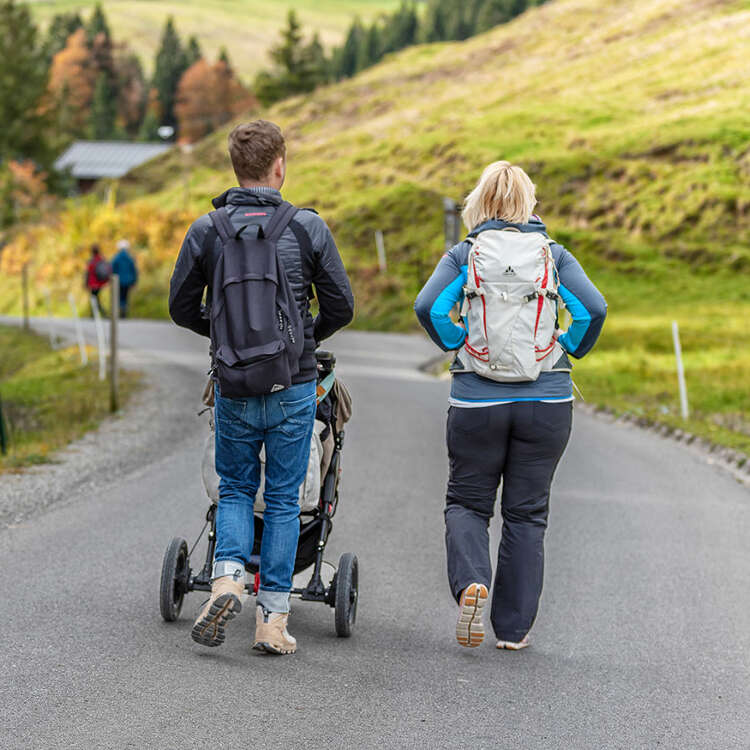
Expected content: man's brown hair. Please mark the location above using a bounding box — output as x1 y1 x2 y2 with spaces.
228 120 286 182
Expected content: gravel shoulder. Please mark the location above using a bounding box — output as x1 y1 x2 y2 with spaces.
0 350 206 529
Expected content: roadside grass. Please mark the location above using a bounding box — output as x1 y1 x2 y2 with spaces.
23 0 401 78
0 326 139 473
573 295 750 458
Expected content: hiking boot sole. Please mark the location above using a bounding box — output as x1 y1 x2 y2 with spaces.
191 593 241 647
252 640 297 655
456 583 488 648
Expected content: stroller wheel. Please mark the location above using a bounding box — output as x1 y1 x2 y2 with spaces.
334 553 358 638
160 537 190 622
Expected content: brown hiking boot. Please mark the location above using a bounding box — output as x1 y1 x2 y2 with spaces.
252 606 297 655
190 575 244 647
456 582 488 648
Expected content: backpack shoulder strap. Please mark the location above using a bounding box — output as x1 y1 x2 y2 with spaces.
262 201 298 241
208 207 236 242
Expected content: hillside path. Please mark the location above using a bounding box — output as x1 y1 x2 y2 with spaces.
1 319 748 749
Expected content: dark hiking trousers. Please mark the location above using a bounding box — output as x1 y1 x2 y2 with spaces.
119 284 132 318
445 401 572 642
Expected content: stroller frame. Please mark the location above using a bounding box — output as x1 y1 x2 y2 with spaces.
159 351 359 637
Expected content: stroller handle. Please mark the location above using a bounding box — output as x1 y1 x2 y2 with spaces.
315 350 336 372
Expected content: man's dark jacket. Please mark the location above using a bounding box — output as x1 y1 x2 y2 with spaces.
169 187 354 384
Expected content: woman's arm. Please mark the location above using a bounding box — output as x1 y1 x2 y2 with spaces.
414 246 468 351
553 244 607 359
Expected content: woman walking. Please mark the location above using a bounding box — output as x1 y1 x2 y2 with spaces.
415 161 606 650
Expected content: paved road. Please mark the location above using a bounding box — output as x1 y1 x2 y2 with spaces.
1 320 748 749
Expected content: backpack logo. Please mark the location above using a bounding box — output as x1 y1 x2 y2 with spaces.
503 265 516 276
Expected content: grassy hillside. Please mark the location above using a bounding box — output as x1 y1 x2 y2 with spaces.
3 0 750 455
23 0 401 77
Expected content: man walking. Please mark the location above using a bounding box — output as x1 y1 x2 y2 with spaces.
169 120 354 654
111 240 138 318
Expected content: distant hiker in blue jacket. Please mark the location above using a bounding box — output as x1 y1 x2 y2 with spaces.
415 161 607 652
111 240 138 318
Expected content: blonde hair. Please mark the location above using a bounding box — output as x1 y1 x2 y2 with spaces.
462 161 537 230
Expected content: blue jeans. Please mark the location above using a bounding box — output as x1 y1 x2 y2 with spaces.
213 380 317 613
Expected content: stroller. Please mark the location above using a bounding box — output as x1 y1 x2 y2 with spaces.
159 351 359 637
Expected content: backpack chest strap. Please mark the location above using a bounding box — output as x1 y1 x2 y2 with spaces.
523 289 559 303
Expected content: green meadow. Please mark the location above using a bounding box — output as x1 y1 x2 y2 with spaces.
4 0 749 456
22 0 401 77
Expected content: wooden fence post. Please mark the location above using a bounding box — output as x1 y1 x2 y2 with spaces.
91 296 106 381
0 393 7 455
375 230 387 272
443 197 461 250
22 264 30 331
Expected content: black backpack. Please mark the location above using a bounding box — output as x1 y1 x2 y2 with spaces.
94 259 111 282
208 201 305 398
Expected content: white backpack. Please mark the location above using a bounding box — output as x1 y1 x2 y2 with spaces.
459 228 564 382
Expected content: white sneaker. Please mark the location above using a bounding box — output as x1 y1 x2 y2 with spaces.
496 635 530 650
455 583 488 648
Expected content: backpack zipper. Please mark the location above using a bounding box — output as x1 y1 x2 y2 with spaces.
278 308 296 345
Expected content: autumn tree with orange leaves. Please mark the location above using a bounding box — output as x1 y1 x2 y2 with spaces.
48 28 95 136
175 57 257 144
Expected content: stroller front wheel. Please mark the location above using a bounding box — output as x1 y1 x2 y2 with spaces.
160 537 190 622
334 553 358 638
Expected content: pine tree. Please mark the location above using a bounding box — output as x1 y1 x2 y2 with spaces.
152 17 188 131
185 35 202 67
0 1 53 170
447 3 473 40
269 10 304 75
358 22 383 70
299 33 328 89
255 12 328 105
334 18 365 79
253 70 282 107
86 2 110 43
476 0 528 31
464 0 488 35
89 71 117 138
138 105 161 141
114 46 146 137
87 21 118 138
382 1 419 53
421 0 455 42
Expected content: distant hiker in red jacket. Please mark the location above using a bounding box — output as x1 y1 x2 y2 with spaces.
85 244 110 316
